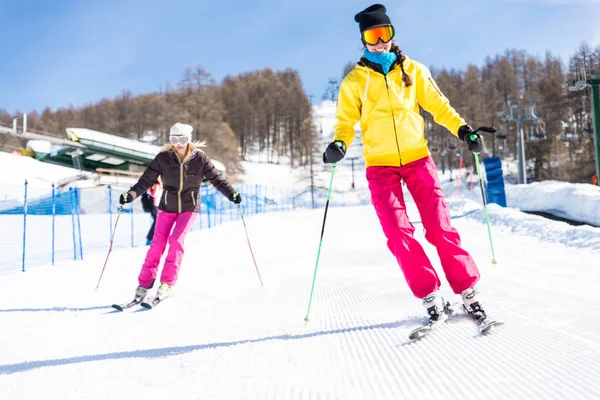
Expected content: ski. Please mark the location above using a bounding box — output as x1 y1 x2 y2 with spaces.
461 303 504 334
408 301 458 340
471 316 504 334
408 317 447 340
111 299 143 311
140 297 165 309
479 319 503 334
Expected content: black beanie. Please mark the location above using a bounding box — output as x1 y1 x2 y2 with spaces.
354 4 391 32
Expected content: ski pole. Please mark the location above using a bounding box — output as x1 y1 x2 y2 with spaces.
472 143 497 264
237 203 264 287
96 204 124 290
304 163 336 323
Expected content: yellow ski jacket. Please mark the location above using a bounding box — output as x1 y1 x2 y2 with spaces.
333 55 466 167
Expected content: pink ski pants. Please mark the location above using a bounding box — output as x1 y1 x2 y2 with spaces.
366 156 479 298
138 210 198 288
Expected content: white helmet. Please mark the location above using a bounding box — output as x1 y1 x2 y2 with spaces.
169 123 193 142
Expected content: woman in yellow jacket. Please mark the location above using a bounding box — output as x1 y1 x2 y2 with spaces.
323 4 486 325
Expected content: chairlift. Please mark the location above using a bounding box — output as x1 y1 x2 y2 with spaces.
534 122 547 140
495 134 507 140
525 124 546 142
431 147 439 153
560 121 577 142
448 144 456 150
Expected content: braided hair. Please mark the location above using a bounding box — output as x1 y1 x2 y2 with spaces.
390 42 413 86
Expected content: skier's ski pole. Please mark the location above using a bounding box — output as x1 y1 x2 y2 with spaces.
237 203 264 287
95 204 124 290
472 139 497 264
304 163 336 323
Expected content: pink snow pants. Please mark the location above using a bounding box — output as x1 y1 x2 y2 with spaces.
366 156 479 298
138 210 198 288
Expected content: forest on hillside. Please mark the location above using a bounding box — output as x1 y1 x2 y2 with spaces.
425 43 599 184
1 42 599 184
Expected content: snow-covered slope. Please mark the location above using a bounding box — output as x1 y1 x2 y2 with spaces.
1 200 599 399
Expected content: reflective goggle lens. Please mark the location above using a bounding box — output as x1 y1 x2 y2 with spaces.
169 135 189 146
362 25 395 45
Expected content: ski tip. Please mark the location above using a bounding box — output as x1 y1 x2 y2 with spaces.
409 332 427 340
140 302 153 309
408 327 431 340
480 320 504 334
111 304 124 311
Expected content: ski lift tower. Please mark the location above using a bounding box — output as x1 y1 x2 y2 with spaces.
13 113 27 133
567 67 600 186
589 78 600 186
500 100 541 184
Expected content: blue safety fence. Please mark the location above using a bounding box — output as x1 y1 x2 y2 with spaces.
0 181 371 274
482 157 507 207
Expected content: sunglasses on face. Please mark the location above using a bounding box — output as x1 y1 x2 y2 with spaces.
169 135 189 146
362 25 395 46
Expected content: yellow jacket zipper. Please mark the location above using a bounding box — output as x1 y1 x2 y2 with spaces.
384 76 403 166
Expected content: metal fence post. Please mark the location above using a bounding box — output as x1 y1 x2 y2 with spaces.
219 192 224 225
76 188 83 260
70 188 77 260
200 186 204 228
255 184 259 215
22 180 28 272
207 191 212 228
52 184 56 266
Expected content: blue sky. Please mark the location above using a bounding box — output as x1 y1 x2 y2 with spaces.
1 0 599 113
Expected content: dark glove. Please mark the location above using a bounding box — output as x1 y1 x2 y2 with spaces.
229 192 242 204
323 141 347 164
119 192 134 205
458 125 483 153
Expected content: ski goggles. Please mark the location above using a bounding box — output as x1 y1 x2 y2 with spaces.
169 135 189 146
362 25 395 45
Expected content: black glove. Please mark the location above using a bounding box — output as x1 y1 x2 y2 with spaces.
119 192 134 205
458 125 483 153
323 141 347 164
229 192 242 204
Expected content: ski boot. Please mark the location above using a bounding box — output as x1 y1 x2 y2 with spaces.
423 291 452 325
408 292 454 340
461 287 486 321
156 282 171 301
461 287 502 333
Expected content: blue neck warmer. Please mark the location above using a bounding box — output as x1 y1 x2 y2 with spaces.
363 50 397 75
